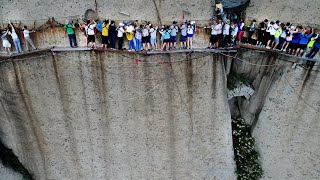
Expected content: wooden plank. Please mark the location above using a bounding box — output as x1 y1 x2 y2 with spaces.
51 47 92 51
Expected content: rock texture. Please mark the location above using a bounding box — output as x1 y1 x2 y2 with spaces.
0 51 235 180
230 49 320 180
0 162 24 180
0 0 213 27
246 0 320 25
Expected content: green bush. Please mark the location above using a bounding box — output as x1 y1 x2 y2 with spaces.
227 72 250 91
232 118 263 180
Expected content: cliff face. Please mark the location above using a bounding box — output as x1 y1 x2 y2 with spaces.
0 0 213 27
229 50 320 180
0 51 236 180
246 0 320 25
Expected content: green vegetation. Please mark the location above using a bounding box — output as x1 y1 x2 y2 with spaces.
227 72 250 90
232 118 263 180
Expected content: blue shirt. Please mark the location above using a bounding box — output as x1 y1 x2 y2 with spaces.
164 30 171 39
292 33 301 44
298 33 313 45
1 34 7 40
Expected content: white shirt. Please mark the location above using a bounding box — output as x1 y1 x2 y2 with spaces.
216 23 222 34
117 27 124 37
223 24 230 35
150 28 157 38
86 24 96 35
8 29 18 39
231 26 238 37
187 26 194 34
142 28 149 37
23 29 30 37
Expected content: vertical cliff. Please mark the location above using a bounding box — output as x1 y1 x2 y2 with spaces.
228 49 320 180
0 51 236 180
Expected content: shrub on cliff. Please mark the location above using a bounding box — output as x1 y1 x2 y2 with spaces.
232 118 263 180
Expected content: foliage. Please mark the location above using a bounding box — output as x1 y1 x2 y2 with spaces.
232 118 263 180
227 72 250 91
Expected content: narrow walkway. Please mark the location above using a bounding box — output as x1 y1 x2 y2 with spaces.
240 44 318 62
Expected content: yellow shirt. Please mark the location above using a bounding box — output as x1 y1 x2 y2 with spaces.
308 37 316 48
126 31 134 40
102 23 109 36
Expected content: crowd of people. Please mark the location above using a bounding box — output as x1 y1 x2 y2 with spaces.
65 19 197 51
1 17 319 67
1 21 37 54
207 18 320 62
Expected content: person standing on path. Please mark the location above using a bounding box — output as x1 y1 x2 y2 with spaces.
22 26 37 51
64 21 77 48
8 21 23 53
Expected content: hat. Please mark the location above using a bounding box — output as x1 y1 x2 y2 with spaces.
190 21 195 25
119 23 124 27
173 21 177 24
290 26 296 30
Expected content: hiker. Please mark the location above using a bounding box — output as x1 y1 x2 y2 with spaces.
135 25 143 51
22 26 37 51
149 24 158 50
237 18 245 43
306 33 320 60
273 23 284 50
222 19 231 46
85 20 97 48
180 21 187 49
109 21 117 49
266 21 276 49
1 29 11 54
116 22 125 50
256 19 268 47
208 20 219 49
170 21 178 50
142 24 151 51
304 33 318 58
8 21 22 53
186 21 196 49
80 20 89 47
101 20 110 48
296 28 314 56
125 23 135 51
288 26 302 55
248 19 257 44
230 21 238 46
159 26 165 48
161 26 171 51
282 25 298 52
64 20 77 48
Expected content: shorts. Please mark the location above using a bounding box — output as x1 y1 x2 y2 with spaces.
187 34 193 38
150 37 157 45
298 44 307 50
142 36 150 44
180 35 187 42
289 43 298 49
274 37 280 43
218 34 223 41
2 40 11 48
88 35 95 42
161 36 164 42
269 35 275 41
210 35 218 43
101 35 108 44
264 32 270 40
170 36 177 42
164 38 170 43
